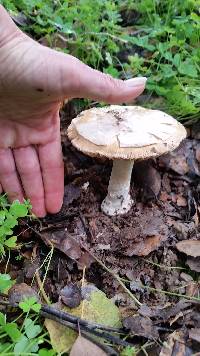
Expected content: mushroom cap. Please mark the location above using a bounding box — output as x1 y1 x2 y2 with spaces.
67 105 187 160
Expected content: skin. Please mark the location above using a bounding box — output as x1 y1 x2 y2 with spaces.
0 5 146 217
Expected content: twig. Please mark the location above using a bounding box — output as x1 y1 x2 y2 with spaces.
42 304 123 333
42 311 119 355
42 310 130 348
0 296 123 333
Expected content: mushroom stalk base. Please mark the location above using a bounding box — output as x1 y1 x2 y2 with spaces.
101 159 134 216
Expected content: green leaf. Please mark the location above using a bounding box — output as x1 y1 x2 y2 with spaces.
19 296 41 313
39 348 56 356
103 65 120 78
173 53 181 68
5 236 17 248
0 273 14 293
14 335 29 355
0 312 6 326
4 322 22 342
4 213 18 229
0 342 12 353
178 60 198 78
10 201 28 217
121 346 137 356
24 318 42 339
0 211 6 225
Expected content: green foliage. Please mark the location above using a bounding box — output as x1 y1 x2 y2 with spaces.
0 196 32 255
120 346 137 356
19 296 41 313
0 284 55 355
1 0 200 119
122 0 200 118
0 310 53 355
0 273 15 293
1 0 122 68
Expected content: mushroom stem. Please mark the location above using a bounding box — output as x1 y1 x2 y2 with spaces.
101 159 134 216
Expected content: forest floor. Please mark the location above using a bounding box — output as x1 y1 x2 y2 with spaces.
3 103 200 355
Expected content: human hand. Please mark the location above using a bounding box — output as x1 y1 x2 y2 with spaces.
0 5 146 217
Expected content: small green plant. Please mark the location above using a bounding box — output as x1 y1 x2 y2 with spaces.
19 296 41 314
0 308 55 355
0 274 55 355
0 195 32 255
120 346 137 356
0 273 15 293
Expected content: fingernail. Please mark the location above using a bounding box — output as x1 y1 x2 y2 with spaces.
125 77 147 87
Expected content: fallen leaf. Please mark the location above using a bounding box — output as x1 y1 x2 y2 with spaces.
139 300 190 323
70 335 107 356
121 206 168 256
176 196 187 207
64 183 81 207
60 284 82 308
45 285 121 353
123 315 159 339
186 256 200 272
189 328 200 343
8 283 40 305
160 331 193 356
41 230 94 268
124 235 162 257
176 240 200 258
196 144 200 163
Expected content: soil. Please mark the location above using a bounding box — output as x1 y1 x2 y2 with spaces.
2 102 200 355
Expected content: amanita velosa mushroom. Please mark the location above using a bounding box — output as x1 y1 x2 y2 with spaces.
67 105 186 216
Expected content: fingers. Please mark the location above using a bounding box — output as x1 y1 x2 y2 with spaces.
38 139 64 214
0 143 63 217
0 148 24 202
13 146 46 217
51 51 146 103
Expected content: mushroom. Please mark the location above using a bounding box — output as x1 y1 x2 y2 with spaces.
67 105 186 216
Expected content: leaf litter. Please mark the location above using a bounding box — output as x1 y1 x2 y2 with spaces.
4 107 200 355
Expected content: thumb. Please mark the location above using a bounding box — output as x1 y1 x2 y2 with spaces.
50 51 147 104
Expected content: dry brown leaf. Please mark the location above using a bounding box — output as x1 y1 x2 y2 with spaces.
176 240 200 258
8 283 40 305
70 335 107 356
160 331 192 356
123 315 159 339
41 230 94 268
64 183 81 207
176 196 187 207
124 235 162 257
186 256 200 272
189 328 200 343
60 284 82 308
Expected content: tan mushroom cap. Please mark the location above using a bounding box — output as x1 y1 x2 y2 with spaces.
67 105 187 160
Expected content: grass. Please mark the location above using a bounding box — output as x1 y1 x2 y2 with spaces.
1 0 200 120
